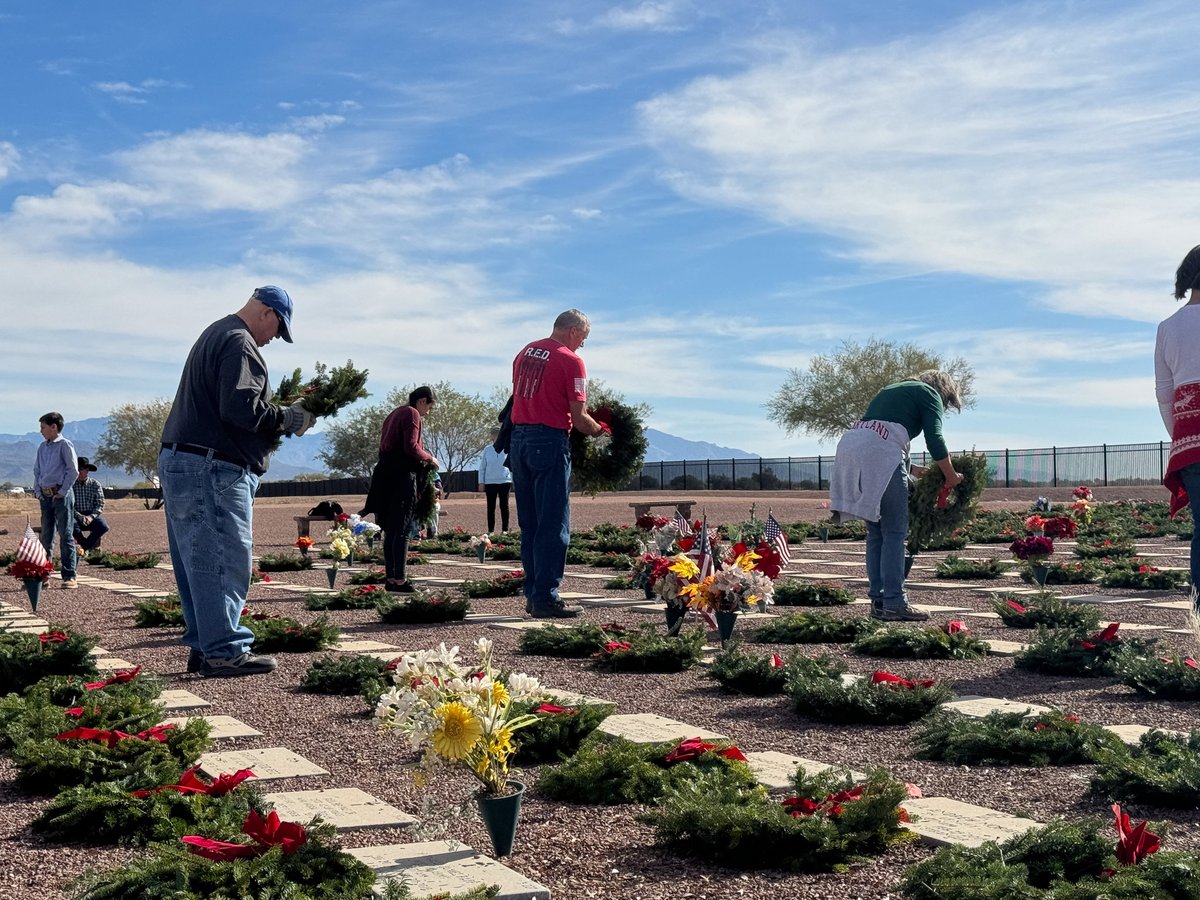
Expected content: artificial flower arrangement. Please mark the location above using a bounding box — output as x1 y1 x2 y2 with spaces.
1009 534 1054 566
346 513 382 548
679 546 777 615
467 534 492 551
629 552 672 596
326 522 356 566
374 638 544 795
294 536 314 555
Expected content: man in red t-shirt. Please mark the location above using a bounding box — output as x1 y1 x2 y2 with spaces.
510 309 608 617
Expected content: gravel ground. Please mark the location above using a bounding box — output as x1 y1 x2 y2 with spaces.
1 488 1198 900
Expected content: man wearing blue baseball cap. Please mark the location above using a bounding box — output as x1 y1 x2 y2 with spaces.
159 286 314 677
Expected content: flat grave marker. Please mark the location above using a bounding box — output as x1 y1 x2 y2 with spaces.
347 841 550 900
1060 594 1148 606
943 695 1052 718
903 796 1042 847
1103 724 1186 745
744 750 865 791
162 714 262 739
984 640 1029 656
93 656 136 670
333 640 400 653
1099 622 1167 632
1146 600 1193 610
262 787 417 830
157 689 212 711
489 619 566 631
542 686 616 707
597 712 726 744
463 612 523 625
199 747 329 781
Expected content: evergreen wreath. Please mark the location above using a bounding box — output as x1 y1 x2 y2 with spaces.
906 453 989 555
1119 653 1200 700
133 595 185 627
1014 625 1156 678
518 622 627 658
787 659 952 725
256 553 315 572
376 589 470 624
569 400 648 494
1091 729 1200 808
348 567 389 585
1073 533 1137 559
992 592 1101 630
18 670 164 708
460 570 525 598
300 655 390 697
1018 559 1100 585
900 815 1198 899
536 733 756 805
242 613 340 652
32 775 264 846
102 551 162 570
414 465 439 530
12 717 212 795
754 610 874 644
66 819 390 900
268 359 370 453
0 681 167 751
590 624 706 673
645 766 914 873
934 555 1008 580
772 580 856 606
0 628 98 695
509 699 615 764
851 623 990 660
1099 559 1190 590
303 583 388 611
913 710 1123 766
707 643 794 695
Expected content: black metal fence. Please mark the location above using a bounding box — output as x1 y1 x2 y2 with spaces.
625 441 1171 492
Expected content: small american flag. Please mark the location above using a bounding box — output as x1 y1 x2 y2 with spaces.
690 515 713 580
672 509 692 537
17 525 49 568
765 513 791 566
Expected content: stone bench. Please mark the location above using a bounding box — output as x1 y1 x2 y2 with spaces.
628 499 695 522
294 515 334 540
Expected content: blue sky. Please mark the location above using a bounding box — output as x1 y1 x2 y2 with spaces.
2 0 1195 460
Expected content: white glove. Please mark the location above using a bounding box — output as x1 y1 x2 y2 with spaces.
287 400 316 436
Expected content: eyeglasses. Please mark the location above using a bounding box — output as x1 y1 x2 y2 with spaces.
273 311 285 333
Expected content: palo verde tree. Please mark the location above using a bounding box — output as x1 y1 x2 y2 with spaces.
320 382 496 495
766 338 976 443
95 399 174 483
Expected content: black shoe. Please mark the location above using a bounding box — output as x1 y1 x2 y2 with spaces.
186 649 204 673
871 605 929 622
388 580 416 594
198 652 278 677
532 604 582 619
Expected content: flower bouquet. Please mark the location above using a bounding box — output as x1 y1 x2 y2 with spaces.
7 525 55 611
294 536 314 557
324 522 355 587
682 547 776 644
1010 535 1055 586
346 514 382 550
468 534 492 563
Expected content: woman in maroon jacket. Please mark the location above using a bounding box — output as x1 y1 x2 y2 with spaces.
361 386 440 592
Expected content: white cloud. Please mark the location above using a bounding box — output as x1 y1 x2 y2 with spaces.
93 78 181 104
596 1 687 32
0 142 18 180
638 1 1200 322
572 207 602 219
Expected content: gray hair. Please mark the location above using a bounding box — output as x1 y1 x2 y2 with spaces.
908 370 962 411
553 309 590 332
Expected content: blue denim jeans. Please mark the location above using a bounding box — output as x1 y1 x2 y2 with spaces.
1179 462 1200 605
510 425 571 614
865 461 909 611
39 492 77 581
74 515 110 551
159 447 259 660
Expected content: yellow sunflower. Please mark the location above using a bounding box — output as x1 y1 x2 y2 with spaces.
490 681 511 706
431 701 484 760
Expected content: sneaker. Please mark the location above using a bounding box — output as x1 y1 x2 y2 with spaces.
61 579 78 590
872 605 929 622
531 604 583 619
387 580 417 594
186 649 204 673
198 652 278 678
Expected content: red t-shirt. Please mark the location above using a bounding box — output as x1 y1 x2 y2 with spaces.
511 338 587 431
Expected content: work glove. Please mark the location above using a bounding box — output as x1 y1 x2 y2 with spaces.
285 400 316 436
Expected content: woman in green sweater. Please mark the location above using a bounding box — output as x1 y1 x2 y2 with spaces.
830 371 964 621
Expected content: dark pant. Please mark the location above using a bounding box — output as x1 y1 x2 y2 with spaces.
74 515 110 551
383 529 410 583
510 425 571 614
384 470 418 583
1180 462 1200 605
484 483 511 532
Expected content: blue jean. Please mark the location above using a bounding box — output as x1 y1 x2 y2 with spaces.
159 447 259 660
39 493 77 581
74 515 110 551
1180 462 1200 604
865 461 909 611
510 425 571 613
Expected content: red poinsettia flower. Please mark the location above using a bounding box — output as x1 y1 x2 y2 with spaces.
676 536 695 553
1112 803 1160 866
751 541 783 580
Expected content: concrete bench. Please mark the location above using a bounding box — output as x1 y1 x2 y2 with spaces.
629 499 696 522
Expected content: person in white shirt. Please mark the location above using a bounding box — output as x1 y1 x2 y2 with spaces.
478 429 513 533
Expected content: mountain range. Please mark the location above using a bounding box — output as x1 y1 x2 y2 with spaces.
0 419 755 488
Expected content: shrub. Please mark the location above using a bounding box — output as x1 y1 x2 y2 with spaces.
754 610 875 644
913 710 1123 766
772 580 855 606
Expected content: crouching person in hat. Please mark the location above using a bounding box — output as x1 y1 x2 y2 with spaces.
159 286 315 678
72 457 108 554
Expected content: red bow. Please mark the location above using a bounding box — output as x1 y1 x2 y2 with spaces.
85 666 142 690
783 785 864 818
56 726 131 748
39 631 70 645
663 736 748 765
1112 804 1160 866
132 766 255 798
1005 599 1028 613
871 671 936 689
1082 623 1120 650
182 810 307 860
945 620 968 635
769 654 784 668
534 703 577 715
